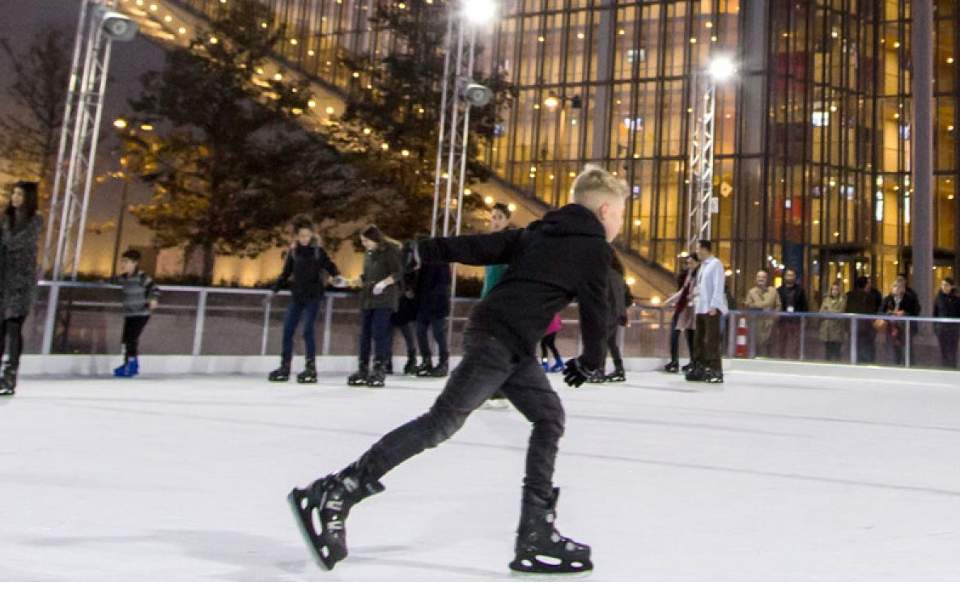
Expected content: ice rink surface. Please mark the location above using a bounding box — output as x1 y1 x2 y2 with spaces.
2 366 960 581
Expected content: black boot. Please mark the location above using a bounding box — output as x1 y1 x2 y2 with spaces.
269 359 291 382
429 358 448 377
367 361 386 387
414 358 434 377
288 463 385 570
0 364 17 396
297 358 318 384
703 367 724 384
347 362 369 386
663 360 679 373
605 362 626 383
509 488 592 574
685 363 707 382
402 353 418 376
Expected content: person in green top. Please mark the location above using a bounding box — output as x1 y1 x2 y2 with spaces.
482 202 512 408
481 202 512 298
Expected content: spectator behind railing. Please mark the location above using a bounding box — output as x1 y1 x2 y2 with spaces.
933 278 960 369
818 281 847 361
743 269 780 358
880 280 921 365
776 268 809 360
846 276 883 363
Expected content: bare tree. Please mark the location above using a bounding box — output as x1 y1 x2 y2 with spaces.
0 26 70 200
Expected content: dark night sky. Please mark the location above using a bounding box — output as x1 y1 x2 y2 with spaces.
0 0 168 267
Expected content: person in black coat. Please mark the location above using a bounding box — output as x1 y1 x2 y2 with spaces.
846 276 883 364
390 245 420 376
776 267 808 359
267 215 342 383
594 253 631 382
0 181 42 396
413 256 452 377
880 279 921 365
289 166 627 574
933 278 960 368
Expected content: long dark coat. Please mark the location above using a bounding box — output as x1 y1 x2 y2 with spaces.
1 213 42 320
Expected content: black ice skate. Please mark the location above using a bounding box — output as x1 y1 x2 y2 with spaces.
268 364 291 382
287 465 385 570
604 368 626 383
347 363 369 386
663 361 679 373
0 364 16 396
685 364 707 382
429 359 449 378
402 354 418 376
297 360 318 384
414 359 434 377
509 488 592 574
703 368 724 384
366 362 386 387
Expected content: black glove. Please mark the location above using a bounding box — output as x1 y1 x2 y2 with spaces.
563 357 596 388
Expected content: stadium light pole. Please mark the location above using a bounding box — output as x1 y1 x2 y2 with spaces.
686 54 737 252
41 0 138 355
430 0 497 347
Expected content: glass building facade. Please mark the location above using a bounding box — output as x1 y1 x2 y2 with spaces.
176 0 960 301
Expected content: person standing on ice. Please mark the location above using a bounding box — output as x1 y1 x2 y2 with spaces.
413 249 452 378
267 215 344 384
539 313 564 372
112 249 160 378
289 165 625 574
686 240 728 383
481 202 513 409
0 182 42 396
345 225 404 388
663 253 700 373
598 253 631 383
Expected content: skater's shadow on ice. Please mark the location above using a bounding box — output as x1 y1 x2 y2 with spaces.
22 529 312 580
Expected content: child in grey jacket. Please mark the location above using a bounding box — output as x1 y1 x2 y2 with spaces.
113 249 159 377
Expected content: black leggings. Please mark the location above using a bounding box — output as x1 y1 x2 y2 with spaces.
0 317 25 369
670 327 695 364
540 332 561 362
605 328 623 369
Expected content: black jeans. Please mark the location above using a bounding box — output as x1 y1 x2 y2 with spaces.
359 308 393 366
855 321 876 364
281 300 321 364
122 315 150 360
603 327 623 371
395 322 416 356
353 331 565 502
417 316 448 362
0 317 25 369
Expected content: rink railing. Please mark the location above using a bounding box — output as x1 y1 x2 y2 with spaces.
27 281 960 371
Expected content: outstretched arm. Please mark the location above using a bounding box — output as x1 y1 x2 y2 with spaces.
417 228 525 266
574 245 612 371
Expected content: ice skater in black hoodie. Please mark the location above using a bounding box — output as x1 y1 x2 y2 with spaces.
288 166 627 574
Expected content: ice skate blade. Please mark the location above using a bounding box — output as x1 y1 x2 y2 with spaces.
509 554 593 576
287 489 345 571
297 378 318 384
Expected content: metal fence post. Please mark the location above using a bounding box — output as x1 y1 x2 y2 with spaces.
41 282 60 355
321 294 334 356
850 315 858 364
260 294 271 356
799 314 806 360
905 320 911 368
192 290 207 357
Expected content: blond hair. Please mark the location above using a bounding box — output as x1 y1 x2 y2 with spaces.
571 164 628 212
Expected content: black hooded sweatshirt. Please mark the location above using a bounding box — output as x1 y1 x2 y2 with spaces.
418 203 612 370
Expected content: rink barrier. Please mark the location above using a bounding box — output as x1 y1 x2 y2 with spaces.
25 281 960 373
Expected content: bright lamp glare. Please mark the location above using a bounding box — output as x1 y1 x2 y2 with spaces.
707 55 737 81
463 0 497 25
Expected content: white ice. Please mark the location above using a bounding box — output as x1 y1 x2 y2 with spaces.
2 367 960 581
